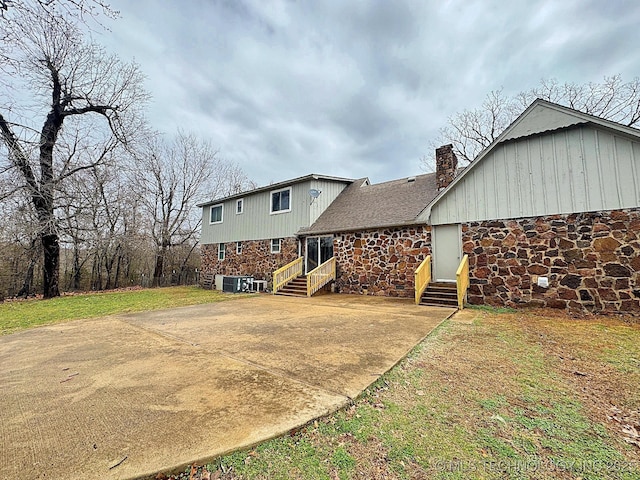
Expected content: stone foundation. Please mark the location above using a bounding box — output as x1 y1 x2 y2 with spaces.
334 226 431 297
462 208 640 314
201 237 298 288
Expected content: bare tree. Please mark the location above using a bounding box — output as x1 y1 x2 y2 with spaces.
136 132 217 286
0 6 147 297
0 0 115 21
134 131 255 286
424 75 640 169
0 197 41 298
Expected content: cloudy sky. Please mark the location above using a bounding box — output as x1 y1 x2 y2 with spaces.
101 0 640 187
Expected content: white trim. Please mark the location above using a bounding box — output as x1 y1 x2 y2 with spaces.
236 198 244 215
236 241 242 254
269 187 292 214
304 235 334 274
209 204 223 224
197 174 355 208
218 243 226 261
270 238 281 253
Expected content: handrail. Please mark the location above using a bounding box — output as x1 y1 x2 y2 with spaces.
455 254 469 309
414 255 431 305
273 257 303 294
307 257 336 296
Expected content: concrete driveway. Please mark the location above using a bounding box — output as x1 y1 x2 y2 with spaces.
0 294 454 479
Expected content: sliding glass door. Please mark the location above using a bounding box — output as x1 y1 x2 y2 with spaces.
305 236 333 273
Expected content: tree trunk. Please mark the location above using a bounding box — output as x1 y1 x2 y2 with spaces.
153 247 165 287
17 238 38 298
17 258 36 298
42 233 60 298
71 244 82 290
90 253 102 290
113 249 123 288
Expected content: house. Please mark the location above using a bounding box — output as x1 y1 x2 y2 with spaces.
418 99 640 314
199 99 640 314
298 171 442 297
198 174 354 286
199 148 456 300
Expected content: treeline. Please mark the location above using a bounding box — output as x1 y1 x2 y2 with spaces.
0 131 254 299
0 1 254 298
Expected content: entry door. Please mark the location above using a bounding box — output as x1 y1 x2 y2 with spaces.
305 236 333 273
306 237 319 273
433 224 461 282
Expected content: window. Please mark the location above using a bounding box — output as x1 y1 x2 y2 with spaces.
210 204 223 224
270 187 291 214
218 243 225 260
236 241 242 254
236 199 243 214
271 238 281 254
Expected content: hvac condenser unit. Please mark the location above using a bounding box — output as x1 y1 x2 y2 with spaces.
221 276 253 293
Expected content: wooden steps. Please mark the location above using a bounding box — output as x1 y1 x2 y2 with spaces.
275 276 308 297
420 282 458 307
201 273 214 290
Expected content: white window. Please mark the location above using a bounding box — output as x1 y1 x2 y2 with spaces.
210 204 223 224
236 199 243 214
271 238 281 254
270 187 291 214
236 241 242 254
218 243 225 260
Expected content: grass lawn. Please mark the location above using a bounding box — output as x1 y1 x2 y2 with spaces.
0 286 231 335
182 308 640 480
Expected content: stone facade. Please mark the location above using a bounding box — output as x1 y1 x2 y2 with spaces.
334 225 431 297
201 237 298 287
435 144 458 191
462 208 640 314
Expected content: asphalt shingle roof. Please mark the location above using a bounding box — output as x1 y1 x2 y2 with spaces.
300 173 439 235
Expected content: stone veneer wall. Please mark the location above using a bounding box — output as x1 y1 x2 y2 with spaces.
462 208 640 314
334 225 431 297
201 237 298 287
435 144 458 191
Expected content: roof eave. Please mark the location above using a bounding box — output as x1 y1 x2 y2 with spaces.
298 219 427 237
421 98 640 216
197 173 356 208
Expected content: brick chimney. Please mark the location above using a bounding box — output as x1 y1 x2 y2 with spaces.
435 144 458 191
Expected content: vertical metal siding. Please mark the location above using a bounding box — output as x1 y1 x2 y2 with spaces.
632 141 640 204
201 179 349 244
431 125 640 225
309 179 349 224
614 136 636 206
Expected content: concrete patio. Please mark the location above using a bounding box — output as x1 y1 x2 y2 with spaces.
0 294 454 479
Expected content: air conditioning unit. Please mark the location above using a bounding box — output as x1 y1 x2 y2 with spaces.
221 276 253 293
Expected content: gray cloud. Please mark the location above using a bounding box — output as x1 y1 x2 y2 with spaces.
103 0 640 186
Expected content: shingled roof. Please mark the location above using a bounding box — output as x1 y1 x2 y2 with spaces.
300 173 439 235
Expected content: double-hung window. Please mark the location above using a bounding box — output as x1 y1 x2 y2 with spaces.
271 238 281 254
210 204 223 224
236 242 242 254
270 187 291 214
236 199 243 214
218 243 225 260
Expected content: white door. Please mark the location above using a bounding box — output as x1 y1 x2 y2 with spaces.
433 224 461 282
